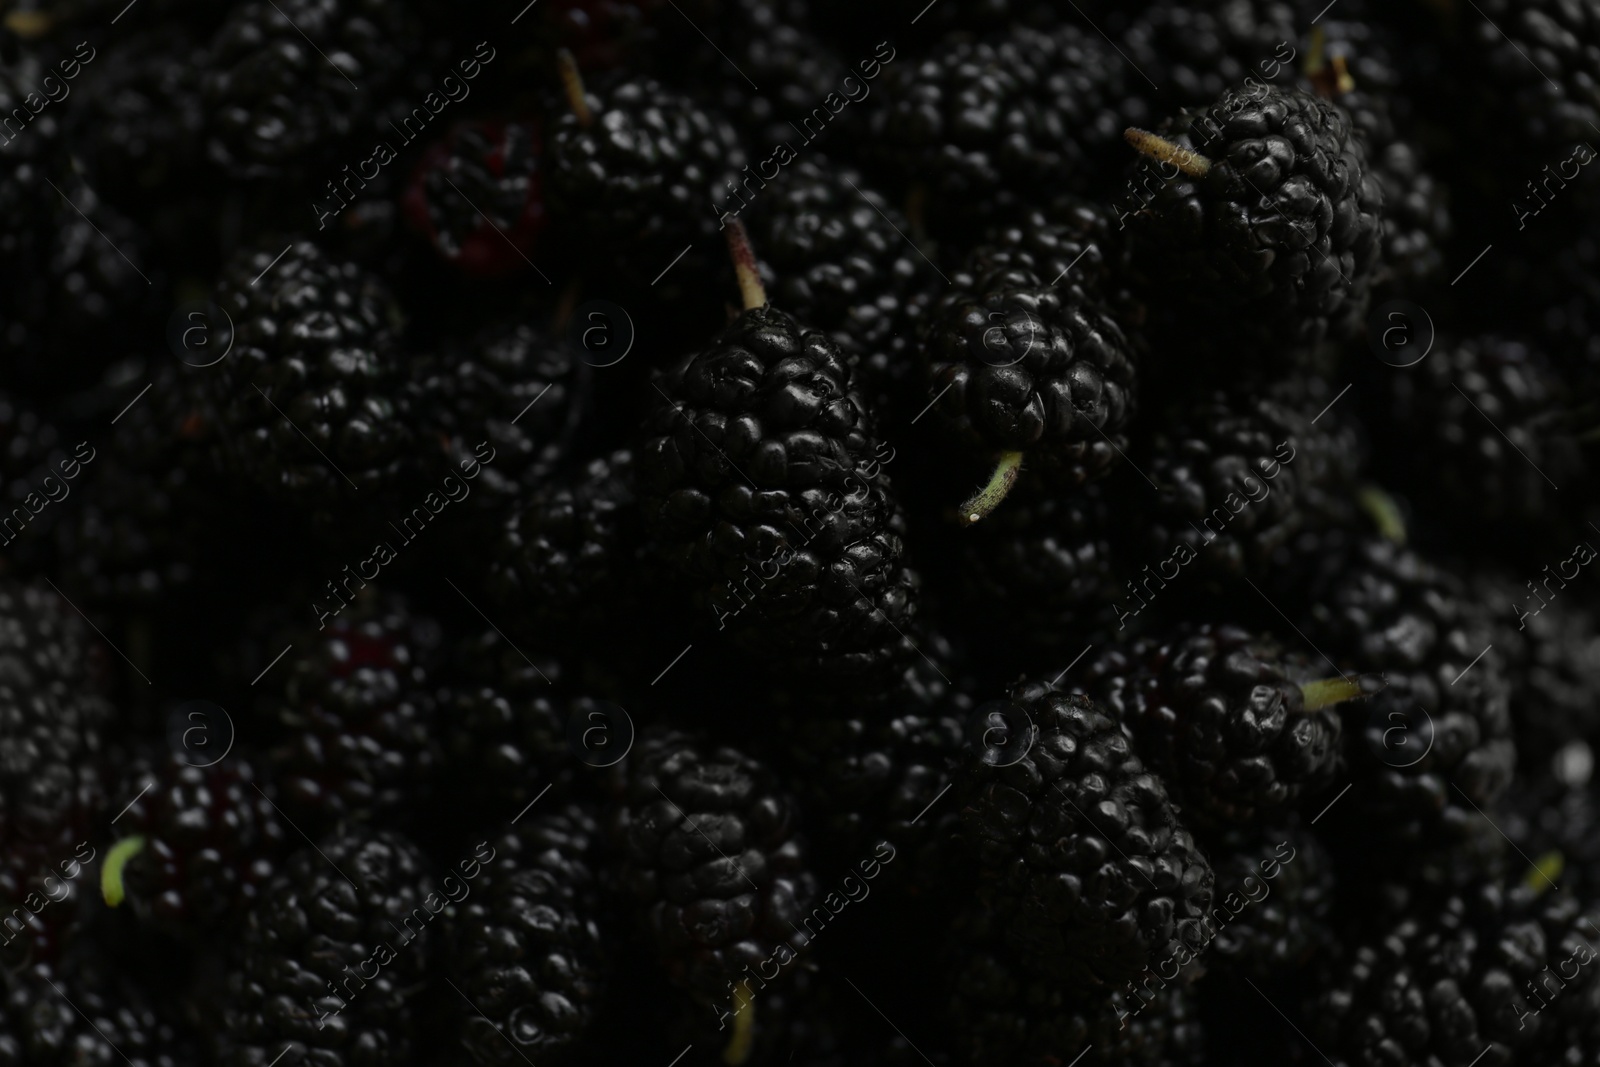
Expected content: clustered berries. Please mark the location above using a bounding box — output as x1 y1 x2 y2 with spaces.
0 2 1595 1066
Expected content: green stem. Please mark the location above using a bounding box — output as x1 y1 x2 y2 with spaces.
960 451 1025 526
1 11 51 37
1357 485 1407 544
721 980 756 1066
101 836 147 907
1123 128 1213 178
1525 851 1564 896
726 220 767 310
1299 676 1374 713
556 49 592 127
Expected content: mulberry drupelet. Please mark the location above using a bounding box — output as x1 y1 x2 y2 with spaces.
636 224 919 680
957 685 1215 991
1123 83 1385 368
1078 624 1358 827
609 729 816 1008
